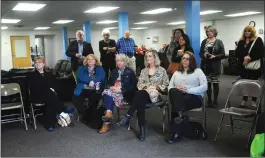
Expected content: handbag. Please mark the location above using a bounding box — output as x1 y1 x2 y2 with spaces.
245 38 261 70
167 62 179 74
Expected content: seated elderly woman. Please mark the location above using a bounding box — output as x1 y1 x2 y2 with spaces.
99 54 137 134
72 54 105 125
117 50 169 141
166 51 207 143
28 57 71 131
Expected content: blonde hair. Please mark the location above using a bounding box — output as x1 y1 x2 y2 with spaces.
115 54 129 66
83 54 102 66
33 56 50 71
144 49 161 68
240 25 258 41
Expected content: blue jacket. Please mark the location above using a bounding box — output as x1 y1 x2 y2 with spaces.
108 67 137 102
74 66 105 96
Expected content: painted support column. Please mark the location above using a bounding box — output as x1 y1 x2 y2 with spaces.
83 21 91 43
185 0 201 66
61 27 68 60
118 12 129 39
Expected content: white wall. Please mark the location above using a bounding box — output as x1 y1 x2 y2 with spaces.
44 35 56 68
215 14 264 55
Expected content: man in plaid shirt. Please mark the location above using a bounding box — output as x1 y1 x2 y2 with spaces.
117 30 137 72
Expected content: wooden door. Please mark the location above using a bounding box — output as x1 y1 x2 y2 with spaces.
10 36 32 68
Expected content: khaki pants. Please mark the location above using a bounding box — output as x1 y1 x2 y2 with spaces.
127 56 136 73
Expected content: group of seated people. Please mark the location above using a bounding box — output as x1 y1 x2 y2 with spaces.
28 49 207 143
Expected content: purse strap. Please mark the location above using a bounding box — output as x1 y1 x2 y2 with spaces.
247 38 257 55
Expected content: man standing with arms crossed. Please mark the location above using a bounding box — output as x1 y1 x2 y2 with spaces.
117 30 137 73
66 30 94 82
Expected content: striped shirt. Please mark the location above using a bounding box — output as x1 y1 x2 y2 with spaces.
117 37 135 57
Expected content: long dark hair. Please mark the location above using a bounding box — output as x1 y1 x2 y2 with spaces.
174 28 185 36
178 51 197 74
178 34 192 50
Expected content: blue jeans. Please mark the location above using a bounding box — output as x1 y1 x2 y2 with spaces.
104 94 114 112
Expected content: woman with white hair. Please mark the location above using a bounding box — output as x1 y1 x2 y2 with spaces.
199 25 225 108
99 29 117 80
117 50 169 141
99 54 137 134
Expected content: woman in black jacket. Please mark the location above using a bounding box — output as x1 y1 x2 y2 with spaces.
171 34 194 63
28 57 70 131
99 54 137 134
199 26 225 108
235 25 264 107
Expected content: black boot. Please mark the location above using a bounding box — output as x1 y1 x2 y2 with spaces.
213 83 219 108
138 125 146 141
207 83 213 108
117 115 131 127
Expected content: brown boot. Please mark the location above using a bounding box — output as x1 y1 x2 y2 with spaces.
102 111 113 122
98 122 110 134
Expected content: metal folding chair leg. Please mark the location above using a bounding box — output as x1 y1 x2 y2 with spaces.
246 116 258 149
214 114 224 142
30 104 37 129
229 116 234 134
22 106 28 130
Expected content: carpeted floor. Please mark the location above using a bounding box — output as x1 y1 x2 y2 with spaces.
1 75 253 157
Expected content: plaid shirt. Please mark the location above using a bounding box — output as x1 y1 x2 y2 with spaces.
117 37 135 56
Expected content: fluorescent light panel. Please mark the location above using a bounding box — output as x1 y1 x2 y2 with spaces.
131 27 148 30
96 20 118 24
1 26 8 30
134 21 157 24
84 6 119 13
34 27 50 30
225 11 261 17
140 8 172 14
200 10 222 15
104 27 118 30
1 19 21 23
12 3 46 11
167 21 185 25
52 20 74 24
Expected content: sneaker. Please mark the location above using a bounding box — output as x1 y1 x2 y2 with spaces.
47 127 55 132
252 101 257 107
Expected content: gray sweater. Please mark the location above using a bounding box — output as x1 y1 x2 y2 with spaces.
168 68 208 97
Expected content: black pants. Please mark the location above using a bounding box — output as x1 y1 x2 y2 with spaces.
102 62 116 81
127 90 151 126
207 82 219 103
169 88 202 112
241 75 258 102
72 90 102 121
41 91 66 129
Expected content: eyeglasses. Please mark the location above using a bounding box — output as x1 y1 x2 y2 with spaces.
182 57 190 61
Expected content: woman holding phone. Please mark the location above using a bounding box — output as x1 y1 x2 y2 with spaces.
199 26 225 108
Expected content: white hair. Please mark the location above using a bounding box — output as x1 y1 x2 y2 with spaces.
102 29 110 36
76 30 84 35
115 54 128 65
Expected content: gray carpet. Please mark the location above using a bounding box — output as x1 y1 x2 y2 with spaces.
1 75 251 157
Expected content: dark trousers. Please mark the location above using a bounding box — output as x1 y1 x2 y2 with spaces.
169 88 202 112
102 62 116 81
127 90 151 126
207 82 219 103
72 90 102 121
41 91 66 129
241 75 258 102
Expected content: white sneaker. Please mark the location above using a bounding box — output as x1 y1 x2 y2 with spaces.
240 101 246 107
252 101 257 107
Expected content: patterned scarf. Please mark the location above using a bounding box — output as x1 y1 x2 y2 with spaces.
88 66 95 80
117 68 125 80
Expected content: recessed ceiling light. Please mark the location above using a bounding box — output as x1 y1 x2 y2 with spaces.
167 21 185 25
52 20 74 24
225 11 261 17
12 3 46 11
1 26 8 30
84 6 119 13
34 27 50 30
134 21 157 24
1 19 21 24
104 27 118 30
200 10 223 15
140 8 172 14
130 27 148 30
96 20 118 24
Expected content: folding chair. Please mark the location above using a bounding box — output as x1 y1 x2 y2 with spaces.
214 79 264 148
1 83 28 130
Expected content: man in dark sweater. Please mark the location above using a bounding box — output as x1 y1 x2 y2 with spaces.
65 30 94 82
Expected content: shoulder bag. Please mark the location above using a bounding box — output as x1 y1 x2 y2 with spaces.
245 38 261 70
